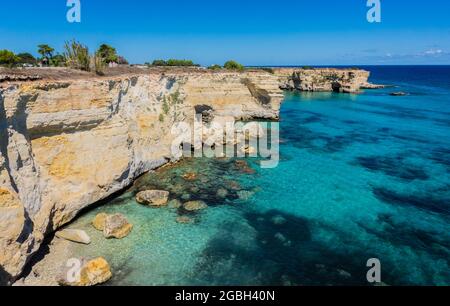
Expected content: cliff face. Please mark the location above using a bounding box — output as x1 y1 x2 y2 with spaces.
274 68 371 93
0 71 283 284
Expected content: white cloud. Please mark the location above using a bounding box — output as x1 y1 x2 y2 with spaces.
424 49 443 55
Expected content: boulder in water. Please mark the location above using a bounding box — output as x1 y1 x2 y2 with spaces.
136 190 170 207
55 229 91 245
58 257 112 286
168 199 182 209
92 213 108 231
103 214 133 239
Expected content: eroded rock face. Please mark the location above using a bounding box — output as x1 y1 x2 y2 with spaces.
274 68 371 93
0 71 283 283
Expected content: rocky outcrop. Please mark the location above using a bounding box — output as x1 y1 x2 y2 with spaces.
136 190 170 207
0 70 283 284
274 68 374 93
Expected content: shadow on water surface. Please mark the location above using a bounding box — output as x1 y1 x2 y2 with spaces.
354 155 429 181
372 187 450 217
192 210 385 286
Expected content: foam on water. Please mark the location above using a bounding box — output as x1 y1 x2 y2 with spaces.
67 66 450 285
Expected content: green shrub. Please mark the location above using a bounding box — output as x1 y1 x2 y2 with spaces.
224 60 244 71
151 59 168 66
64 40 90 71
150 59 199 67
50 54 66 67
208 64 222 70
96 44 118 64
0 50 19 67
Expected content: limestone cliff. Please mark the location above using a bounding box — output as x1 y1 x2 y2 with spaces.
0 71 283 284
274 68 373 93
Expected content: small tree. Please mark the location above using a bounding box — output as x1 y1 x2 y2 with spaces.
224 60 244 71
0 50 19 67
96 44 118 64
63 40 90 71
37 44 54 66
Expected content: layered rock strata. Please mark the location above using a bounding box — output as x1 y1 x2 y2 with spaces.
0 71 283 284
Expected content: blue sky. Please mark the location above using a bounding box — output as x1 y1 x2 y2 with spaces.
1 0 450 65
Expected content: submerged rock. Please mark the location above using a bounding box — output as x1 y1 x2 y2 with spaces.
183 200 208 211
237 190 255 201
58 257 112 286
55 229 91 245
271 215 287 225
176 216 195 224
216 188 229 198
235 160 256 174
103 214 133 239
136 190 170 207
182 172 198 181
92 213 108 231
181 193 191 201
226 180 242 191
168 199 182 209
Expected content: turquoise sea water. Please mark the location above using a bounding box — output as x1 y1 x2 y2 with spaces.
68 66 450 286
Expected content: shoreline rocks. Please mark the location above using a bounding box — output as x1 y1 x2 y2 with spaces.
58 257 112 286
92 213 108 231
92 213 133 239
136 190 170 207
55 229 91 245
104 214 133 239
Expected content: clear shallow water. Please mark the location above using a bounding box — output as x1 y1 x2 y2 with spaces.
68 66 450 286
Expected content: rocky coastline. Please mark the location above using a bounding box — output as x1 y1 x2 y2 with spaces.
0 67 380 285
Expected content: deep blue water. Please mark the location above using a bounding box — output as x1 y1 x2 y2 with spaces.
68 66 450 286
